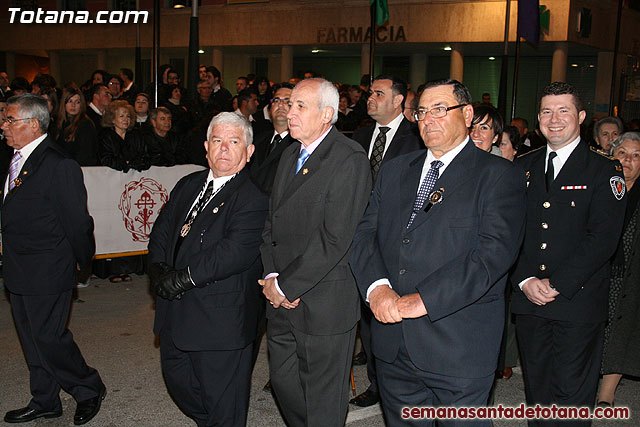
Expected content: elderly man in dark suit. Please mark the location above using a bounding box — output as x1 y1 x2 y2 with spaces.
350 79 526 427
350 74 423 408
1 94 105 425
511 82 626 426
259 78 372 427
148 112 268 427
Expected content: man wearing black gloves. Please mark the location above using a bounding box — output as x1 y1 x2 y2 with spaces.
148 112 268 426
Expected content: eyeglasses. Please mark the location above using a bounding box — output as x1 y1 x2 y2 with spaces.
413 104 468 121
271 97 290 105
2 117 33 125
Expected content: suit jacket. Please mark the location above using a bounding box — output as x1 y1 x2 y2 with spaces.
351 116 423 166
260 126 372 335
1 136 95 296
350 141 527 378
149 168 268 351
250 131 295 194
511 143 626 322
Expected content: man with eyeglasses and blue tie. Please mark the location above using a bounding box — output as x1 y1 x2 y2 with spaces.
350 79 526 426
1 94 105 425
259 78 371 427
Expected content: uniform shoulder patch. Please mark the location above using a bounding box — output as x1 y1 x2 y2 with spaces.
590 146 614 159
518 146 545 158
610 176 626 200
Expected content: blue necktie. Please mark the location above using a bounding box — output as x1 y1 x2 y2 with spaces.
295 148 310 174
407 160 443 228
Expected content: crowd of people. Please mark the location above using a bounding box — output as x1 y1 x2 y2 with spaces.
1 65 640 427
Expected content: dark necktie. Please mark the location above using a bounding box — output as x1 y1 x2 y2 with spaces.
407 160 443 228
370 126 390 181
546 151 557 192
269 134 282 154
180 180 214 238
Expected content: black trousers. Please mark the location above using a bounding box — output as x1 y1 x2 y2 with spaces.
159 325 252 427
516 314 604 427
267 310 356 427
376 340 494 427
10 290 104 411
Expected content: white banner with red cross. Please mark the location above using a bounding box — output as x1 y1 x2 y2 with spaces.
82 165 206 257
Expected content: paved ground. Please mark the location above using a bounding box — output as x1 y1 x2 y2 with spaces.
0 275 638 426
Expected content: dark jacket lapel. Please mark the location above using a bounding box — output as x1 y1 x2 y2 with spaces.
2 136 52 207
277 127 337 207
406 141 479 232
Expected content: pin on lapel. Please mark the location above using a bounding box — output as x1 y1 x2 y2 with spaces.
14 178 22 187
213 201 225 214
22 171 28 175
302 168 309 175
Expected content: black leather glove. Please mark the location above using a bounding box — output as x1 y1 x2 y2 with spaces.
155 267 196 300
149 262 173 292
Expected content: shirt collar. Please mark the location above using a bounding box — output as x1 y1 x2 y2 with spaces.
274 130 289 139
375 112 404 132
546 136 580 165
16 133 47 163
426 136 469 169
89 102 103 115
301 126 332 156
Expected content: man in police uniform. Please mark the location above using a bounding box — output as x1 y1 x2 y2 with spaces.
511 82 626 425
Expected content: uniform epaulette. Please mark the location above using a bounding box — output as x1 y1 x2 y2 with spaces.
589 146 614 160
517 146 545 158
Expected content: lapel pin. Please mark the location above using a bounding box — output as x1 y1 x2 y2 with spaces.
14 178 22 187
213 207 219 214
22 171 28 175
213 202 224 214
302 168 309 175
428 190 443 205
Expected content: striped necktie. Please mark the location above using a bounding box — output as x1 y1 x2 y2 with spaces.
8 151 22 191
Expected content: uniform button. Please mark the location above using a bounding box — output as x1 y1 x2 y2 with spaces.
399 269 406 275
541 222 549 229
539 264 546 271
271 241 277 247
540 243 547 250
402 238 410 244
543 201 551 208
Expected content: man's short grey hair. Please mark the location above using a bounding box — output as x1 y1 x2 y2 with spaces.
595 116 623 137
7 93 49 133
206 112 253 146
308 78 339 125
610 131 640 155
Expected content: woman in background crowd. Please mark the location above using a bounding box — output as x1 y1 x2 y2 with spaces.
499 125 521 162
98 100 149 172
253 76 273 110
598 131 640 407
164 84 190 135
56 84 99 165
470 104 503 155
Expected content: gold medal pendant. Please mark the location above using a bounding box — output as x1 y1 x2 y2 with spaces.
180 224 191 237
